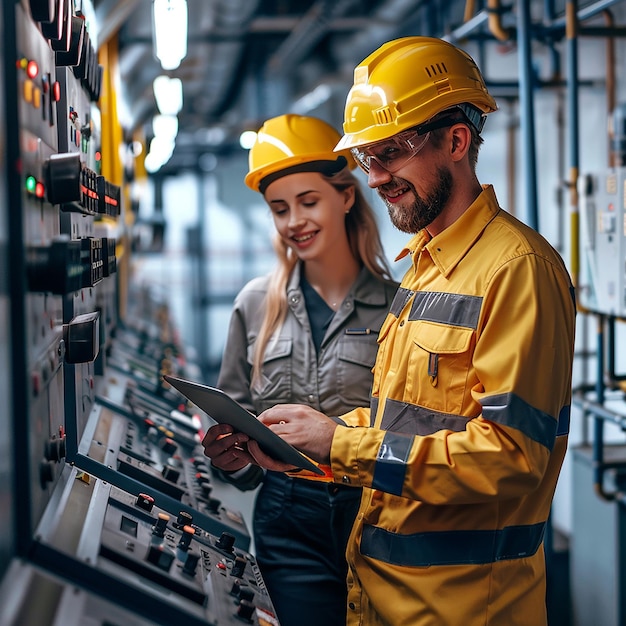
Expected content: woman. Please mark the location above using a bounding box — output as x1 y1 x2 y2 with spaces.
202 114 398 626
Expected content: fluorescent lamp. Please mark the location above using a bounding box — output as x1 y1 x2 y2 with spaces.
153 0 188 70
152 114 178 140
153 76 183 115
291 84 332 114
145 136 176 173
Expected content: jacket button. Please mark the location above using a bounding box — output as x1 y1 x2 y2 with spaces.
342 475 351 484
348 603 356 610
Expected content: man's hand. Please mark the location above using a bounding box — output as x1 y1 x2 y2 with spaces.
257 404 337 465
201 423 255 472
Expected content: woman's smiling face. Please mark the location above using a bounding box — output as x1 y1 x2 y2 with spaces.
264 171 354 262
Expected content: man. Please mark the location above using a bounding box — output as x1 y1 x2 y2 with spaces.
203 36 576 626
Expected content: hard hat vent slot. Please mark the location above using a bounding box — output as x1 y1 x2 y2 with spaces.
434 78 451 95
425 62 448 78
374 107 393 124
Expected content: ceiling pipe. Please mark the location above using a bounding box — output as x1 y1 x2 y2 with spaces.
181 0 261 116
487 0 512 41
331 0 426 70
95 0 143 46
266 0 361 77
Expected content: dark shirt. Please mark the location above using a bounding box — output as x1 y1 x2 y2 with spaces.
300 274 334 353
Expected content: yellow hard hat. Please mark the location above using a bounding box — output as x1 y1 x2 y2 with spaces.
335 37 498 151
245 114 355 192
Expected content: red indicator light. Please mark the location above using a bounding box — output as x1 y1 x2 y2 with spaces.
53 81 61 101
95 151 101 162
26 60 38 79
35 182 45 198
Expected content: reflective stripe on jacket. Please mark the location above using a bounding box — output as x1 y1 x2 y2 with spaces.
332 185 576 626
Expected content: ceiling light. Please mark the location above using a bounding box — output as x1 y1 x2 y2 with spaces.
152 114 179 140
239 130 257 150
291 84 332 115
153 0 188 71
153 75 183 115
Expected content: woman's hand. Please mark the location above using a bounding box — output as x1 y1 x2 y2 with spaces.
201 423 254 472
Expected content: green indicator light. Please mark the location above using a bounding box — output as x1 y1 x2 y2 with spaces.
25 175 37 193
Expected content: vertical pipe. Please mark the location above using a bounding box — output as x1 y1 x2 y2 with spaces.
604 10 616 167
593 315 606 496
506 100 517 216
566 0 580 289
516 0 539 230
607 315 616 381
196 173 210 380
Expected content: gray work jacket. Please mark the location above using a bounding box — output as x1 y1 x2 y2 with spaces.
217 263 399 419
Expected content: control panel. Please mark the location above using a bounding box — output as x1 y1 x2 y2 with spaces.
580 167 626 316
1 466 276 626
0 2 276 623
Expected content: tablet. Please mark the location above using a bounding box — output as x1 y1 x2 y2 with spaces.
163 374 325 475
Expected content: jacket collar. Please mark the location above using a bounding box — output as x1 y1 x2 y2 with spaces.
287 261 391 306
395 184 500 278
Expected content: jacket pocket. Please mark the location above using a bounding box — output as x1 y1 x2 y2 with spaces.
407 322 474 412
250 337 293 408
336 334 379 405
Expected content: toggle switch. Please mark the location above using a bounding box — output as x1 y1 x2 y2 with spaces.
159 437 177 455
207 497 222 514
239 587 255 603
175 510 193 528
161 465 180 483
44 435 66 461
231 556 247 579
177 524 195 552
195 471 211 485
39 459 56 488
182 551 200 577
63 311 100 363
237 599 255 621
216 531 235 553
136 493 155 512
152 512 169 538
55 15 85 67
146 544 175 572
44 152 81 204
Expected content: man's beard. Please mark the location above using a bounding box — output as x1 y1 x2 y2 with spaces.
384 166 453 234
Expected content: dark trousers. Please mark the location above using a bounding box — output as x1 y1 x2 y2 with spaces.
253 471 362 626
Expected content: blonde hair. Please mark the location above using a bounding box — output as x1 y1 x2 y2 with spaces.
251 167 392 386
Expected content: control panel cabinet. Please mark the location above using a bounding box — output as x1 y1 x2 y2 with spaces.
580 167 626 316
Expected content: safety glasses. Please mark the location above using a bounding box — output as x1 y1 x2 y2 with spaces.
351 112 472 174
351 130 430 174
